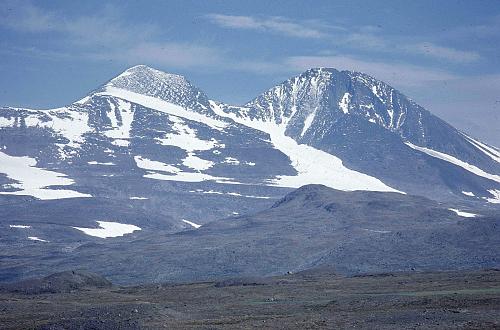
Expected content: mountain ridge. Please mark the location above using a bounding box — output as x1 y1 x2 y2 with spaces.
0 64 499 202
1 65 499 285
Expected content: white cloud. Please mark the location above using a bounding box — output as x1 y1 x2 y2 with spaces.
206 14 326 38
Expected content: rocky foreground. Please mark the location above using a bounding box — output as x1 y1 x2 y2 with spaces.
1 269 499 329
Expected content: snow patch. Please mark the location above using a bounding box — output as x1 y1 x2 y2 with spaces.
222 157 240 165
103 99 134 147
182 153 214 171
227 192 270 199
463 134 500 164
99 87 228 130
371 85 384 103
193 189 270 199
156 115 222 151
362 228 391 234
134 156 180 174
73 221 141 238
0 117 15 127
405 142 500 184
484 189 500 204
88 161 115 165
300 108 317 136
74 95 91 105
156 115 220 171
210 102 400 192
28 236 49 242
24 108 91 158
182 219 201 229
0 151 92 200
338 93 351 114
448 208 478 218
134 155 237 183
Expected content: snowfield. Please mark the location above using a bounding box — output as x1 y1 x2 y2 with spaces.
210 101 402 193
405 142 500 184
448 208 478 218
73 221 141 238
182 219 201 229
0 151 91 200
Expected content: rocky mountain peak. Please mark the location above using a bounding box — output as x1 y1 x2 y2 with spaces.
100 65 212 114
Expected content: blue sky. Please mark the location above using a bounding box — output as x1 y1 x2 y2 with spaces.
1 0 499 145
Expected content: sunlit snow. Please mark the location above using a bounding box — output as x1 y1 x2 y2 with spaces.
484 189 500 204
28 236 49 242
300 108 317 136
338 92 351 114
182 219 201 229
98 87 228 130
462 134 500 164
405 142 500 184
22 108 91 158
210 101 401 192
103 99 134 147
73 221 141 238
88 161 115 165
0 151 92 200
156 115 221 151
222 157 240 165
362 228 391 234
449 208 478 218
193 189 270 199
182 153 214 171
134 155 237 183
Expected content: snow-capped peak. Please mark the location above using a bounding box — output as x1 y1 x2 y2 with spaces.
216 67 426 140
100 65 212 114
108 65 190 91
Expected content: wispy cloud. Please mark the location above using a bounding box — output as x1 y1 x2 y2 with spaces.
404 42 480 63
92 42 224 69
205 14 328 38
220 53 459 91
0 2 156 47
0 2 221 69
285 55 459 87
0 0 56 32
0 2 223 68
206 13 482 64
444 14 500 40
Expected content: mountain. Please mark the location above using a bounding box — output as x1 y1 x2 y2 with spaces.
215 68 500 201
0 65 499 283
2 184 498 284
